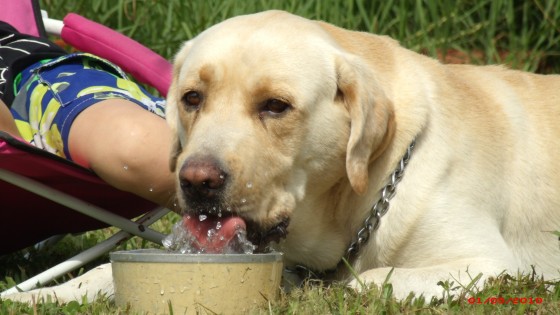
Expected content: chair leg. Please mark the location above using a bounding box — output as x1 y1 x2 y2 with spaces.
22 235 67 260
33 235 66 252
0 169 166 243
0 207 169 296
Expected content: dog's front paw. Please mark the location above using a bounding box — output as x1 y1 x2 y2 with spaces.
348 277 370 292
347 267 394 292
347 267 421 300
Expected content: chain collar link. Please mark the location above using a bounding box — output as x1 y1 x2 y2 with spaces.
346 140 416 260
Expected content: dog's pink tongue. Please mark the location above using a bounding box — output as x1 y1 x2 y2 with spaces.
183 215 246 253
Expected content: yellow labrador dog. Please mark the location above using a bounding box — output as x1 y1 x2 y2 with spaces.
166 10 560 299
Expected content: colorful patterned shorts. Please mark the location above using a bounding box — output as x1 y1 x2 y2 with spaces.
10 52 166 160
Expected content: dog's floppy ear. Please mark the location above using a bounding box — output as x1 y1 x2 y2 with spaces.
166 41 193 171
336 54 395 195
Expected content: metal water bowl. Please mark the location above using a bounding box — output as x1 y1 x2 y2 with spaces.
111 249 283 314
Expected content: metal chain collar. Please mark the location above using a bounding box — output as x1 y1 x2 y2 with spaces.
284 140 416 281
345 140 416 260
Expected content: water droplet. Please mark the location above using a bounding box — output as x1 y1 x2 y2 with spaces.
163 214 256 255
123 165 129 170
241 198 247 203
217 212 222 217
160 289 165 295
149 187 154 192
226 207 232 212
219 174 224 179
246 182 253 189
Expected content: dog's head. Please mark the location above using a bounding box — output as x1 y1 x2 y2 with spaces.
166 10 395 261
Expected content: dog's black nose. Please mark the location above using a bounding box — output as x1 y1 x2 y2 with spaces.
179 156 227 200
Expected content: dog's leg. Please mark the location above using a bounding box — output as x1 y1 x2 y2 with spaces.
349 258 517 300
3 263 114 304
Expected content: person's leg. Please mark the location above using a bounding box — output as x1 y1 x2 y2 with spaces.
0 100 21 137
68 99 178 211
7 94 178 211
10 54 179 212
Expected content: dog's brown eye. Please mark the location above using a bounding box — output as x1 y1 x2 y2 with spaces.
182 91 202 110
260 99 291 117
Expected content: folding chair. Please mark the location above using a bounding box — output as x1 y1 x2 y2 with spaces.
0 0 174 297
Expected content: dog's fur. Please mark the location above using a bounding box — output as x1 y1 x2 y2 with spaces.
5 10 560 304
167 10 560 299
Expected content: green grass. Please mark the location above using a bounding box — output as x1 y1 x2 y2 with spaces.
40 0 560 74
2 0 560 313
2 263 559 314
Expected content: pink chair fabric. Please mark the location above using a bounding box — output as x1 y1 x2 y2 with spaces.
0 0 44 37
61 13 172 97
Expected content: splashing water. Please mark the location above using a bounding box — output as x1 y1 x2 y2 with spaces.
163 215 256 254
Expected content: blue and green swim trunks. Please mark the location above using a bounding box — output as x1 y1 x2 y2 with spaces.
10 52 166 160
